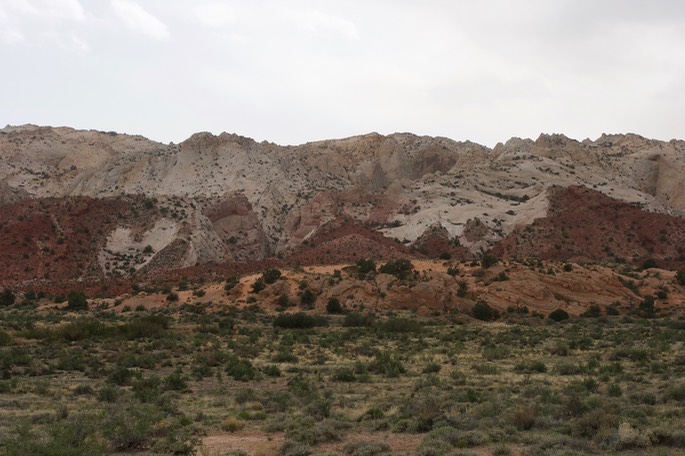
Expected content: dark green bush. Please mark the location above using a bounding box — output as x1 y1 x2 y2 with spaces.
0 289 16 307
66 291 88 311
343 313 374 327
273 312 327 329
472 301 498 321
326 298 344 314
379 259 414 280
262 268 282 284
548 308 570 322
378 317 422 333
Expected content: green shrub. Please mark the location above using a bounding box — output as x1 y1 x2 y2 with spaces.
379 259 414 280
326 297 344 314
333 368 357 382
677 269 685 286
368 351 405 377
472 301 498 321
121 315 170 339
299 289 316 308
378 317 422 333
548 308 570 322
0 289 16 307
66 291 88 311
342 441 391 456
274 313 327 329
0 330 11 346
262 268 282 284
251 280 266 293
581 304 601 318
227 359 258 381
343 313 373 327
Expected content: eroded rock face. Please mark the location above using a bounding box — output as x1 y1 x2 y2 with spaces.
1 124 685 288
204 193 269 262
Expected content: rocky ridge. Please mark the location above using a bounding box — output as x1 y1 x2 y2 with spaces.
1 124 685 290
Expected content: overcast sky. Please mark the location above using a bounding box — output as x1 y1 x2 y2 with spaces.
2 0 684 146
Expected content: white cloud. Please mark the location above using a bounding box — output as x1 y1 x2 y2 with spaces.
289 8 359 40
194 3 236 27
1 0 86 21
111 0 169 40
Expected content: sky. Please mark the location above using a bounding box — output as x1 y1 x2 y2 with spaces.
1 0 685 147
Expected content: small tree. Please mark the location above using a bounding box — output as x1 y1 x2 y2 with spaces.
480 251 499 269
0 289 15 307
676 269 685 286
356 258 376 279
548 308 570 322
638 296 655 318
262 268 282 284
66 291 88 311
473 301 497 321
326 297 344 314
251 280 265 293
300 289 316 308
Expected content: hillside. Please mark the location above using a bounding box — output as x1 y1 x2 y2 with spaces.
1 125 685 292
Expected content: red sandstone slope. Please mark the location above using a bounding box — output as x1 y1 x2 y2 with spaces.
492 185 685 267
0 196 158 286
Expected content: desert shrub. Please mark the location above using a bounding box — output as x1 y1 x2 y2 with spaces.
368 351 405 377
274 313 327 329
221 416 246 432
326 297 344 314
262 268 282 284
342 441 391 456
512 406 537 430
0 289 16 307
379 259 414 280
299 289 316 308
515 360 547 373
66 291 88 311
439 252 452 260
333 367 357 382
225 276 239 291
226 359 258 381
103 401 164 451
378 317 422 333
279 440 312 456
263 364 281 377
98 385 120 402
664 383 685 402
277 294 292 308
355 258 377 279
472 301 498 321
0 330 11 346
447 266 459 276
54 318 111 341
581 304 602 318
132 375 161 403
422 363 441 374
640 258 657 270
343 312 374 327
251 280 265 293
677 269 685 286
272 350 299 363
457 280 468 297
638 296 655 318
3 414 106 456
480 251 499 268
166 292 179 302
164 371 188 391
121 315 170 339
548 308 570 322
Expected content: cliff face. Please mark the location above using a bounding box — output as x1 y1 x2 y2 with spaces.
1 124 684 288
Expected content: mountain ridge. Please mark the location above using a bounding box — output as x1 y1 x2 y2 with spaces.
1 124 684 290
